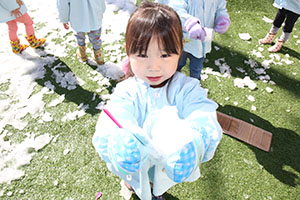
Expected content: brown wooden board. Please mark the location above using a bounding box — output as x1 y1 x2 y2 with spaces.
217 111 272 152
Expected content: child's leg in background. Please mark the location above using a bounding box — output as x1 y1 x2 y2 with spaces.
188 53 204 80
15 13 34 37
6 13 34 41
6 17 29 54
259 8 284 45
280 9 299 41
177 51 188 72
6 20 19 41
272 8 286 32
88 28 104 65
75 32 88 62
268 8 300 52
87 28 102 50
16 13 46 48
75 32 86 47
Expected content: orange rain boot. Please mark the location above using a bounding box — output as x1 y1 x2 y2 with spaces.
76 45 88 62
259 32 276 45
93 48 104 65
25 34 46 48
268 38 284 53
10 39 28 54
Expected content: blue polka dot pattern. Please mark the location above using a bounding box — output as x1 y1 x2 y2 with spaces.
110 131 142 174
164 142 198 183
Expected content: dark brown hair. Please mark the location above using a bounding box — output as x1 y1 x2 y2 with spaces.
125 1 183 77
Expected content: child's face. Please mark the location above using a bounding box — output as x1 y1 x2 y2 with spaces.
129 37 179 87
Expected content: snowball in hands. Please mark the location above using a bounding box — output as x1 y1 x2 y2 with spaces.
145 106 204 182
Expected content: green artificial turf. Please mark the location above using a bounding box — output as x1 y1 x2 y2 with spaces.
1 0 299 199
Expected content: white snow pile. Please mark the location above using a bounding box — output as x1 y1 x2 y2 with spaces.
234 76 257 90
0 132 52 184
239 33 252 41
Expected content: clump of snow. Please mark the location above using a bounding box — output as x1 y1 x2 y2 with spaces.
262 16 273 23
247 95 255 102
63 149 70 155
234 76 257 90
214 58 232 77
244 59 257 68
48 95 65 107
266 87 273 93
0 133 52 184
251 49 264 58
239 33 251 41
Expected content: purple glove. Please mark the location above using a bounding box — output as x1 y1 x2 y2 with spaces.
214 16 231 34
184 17 206 41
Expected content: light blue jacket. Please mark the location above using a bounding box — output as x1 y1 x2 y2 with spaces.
56 0 106 33
0 0 27 23
157 0 229 58
273 0 300 15
93 72 222 200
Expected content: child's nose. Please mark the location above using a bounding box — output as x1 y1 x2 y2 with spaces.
148 58 161 71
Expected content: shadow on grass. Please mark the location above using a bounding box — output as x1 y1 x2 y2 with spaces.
218 105 300 187
130 192 179 200
22 52 118 116
205 41 300 98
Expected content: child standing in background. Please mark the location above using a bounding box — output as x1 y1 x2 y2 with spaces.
259 0 300 53
157 0 230 80
93 2 222 200
0 0 46 54
56 0 106 65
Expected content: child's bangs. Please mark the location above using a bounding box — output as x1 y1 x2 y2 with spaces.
126 7 182 55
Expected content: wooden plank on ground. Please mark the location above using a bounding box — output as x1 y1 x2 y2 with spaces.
217 111 272 152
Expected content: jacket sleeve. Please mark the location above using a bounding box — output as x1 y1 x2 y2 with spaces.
215 0 230 22
0 0 19 12
56 0 70 23
167 0 194 30
93 82 150 166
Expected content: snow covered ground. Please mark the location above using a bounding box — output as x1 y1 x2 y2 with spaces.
0 0 136 187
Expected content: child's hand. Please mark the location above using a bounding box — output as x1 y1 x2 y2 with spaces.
108 128 148 174
16 0 24 7
63 23 69 30
10 8 22 18
214 16 231 34
184 16 206 41
164 141 200 183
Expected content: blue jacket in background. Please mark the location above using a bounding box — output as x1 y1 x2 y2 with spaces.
0 0 27 23
56 0 106 33
157 0 229 58
273 0 300 15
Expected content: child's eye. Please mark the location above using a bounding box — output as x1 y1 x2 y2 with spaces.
161 54 170 58
137 54 147 58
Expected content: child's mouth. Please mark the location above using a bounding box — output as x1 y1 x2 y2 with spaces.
147 76 161 82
